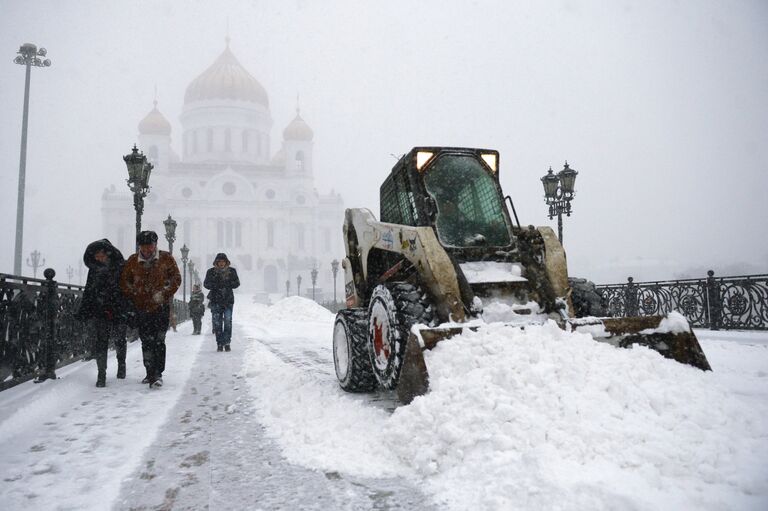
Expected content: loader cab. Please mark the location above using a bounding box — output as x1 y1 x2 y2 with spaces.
380 147 515 254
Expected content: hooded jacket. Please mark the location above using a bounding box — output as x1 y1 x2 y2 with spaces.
204 258 240 307
75 239 128 323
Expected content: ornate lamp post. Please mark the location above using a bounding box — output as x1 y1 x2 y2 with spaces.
297 274 302 297
123 145 153 251
163 214 177 254
541 161 578 244
285 279 290 297
26 249 45 278
13 43 51 275
331 259 340 304
180 244 189 302
311 266 318 301
66 265 74 283
188 260 196 288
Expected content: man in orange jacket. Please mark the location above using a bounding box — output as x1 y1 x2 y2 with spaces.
120 231 181 388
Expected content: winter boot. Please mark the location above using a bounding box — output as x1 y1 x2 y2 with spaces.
224 344 231 352
33 370 57 383
116 363 126 379
217 345 224 352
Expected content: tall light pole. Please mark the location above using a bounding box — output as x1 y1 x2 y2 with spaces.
297 274 302 297
285 279 290 297
13 43 51 275
311 266 318 301
180 244 189 302
163 214 177 255
541 161 578 244
188 260 196 289
26 249 45 279
331 259 340 304
123 145 153 251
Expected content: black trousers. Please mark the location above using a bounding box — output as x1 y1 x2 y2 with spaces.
137 306 170 380
92 318 127 374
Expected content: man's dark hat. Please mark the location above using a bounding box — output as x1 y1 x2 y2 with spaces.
213 253 230 264
137 230 158 245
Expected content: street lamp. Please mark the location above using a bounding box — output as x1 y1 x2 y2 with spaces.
297 275 302 297
163 214 177 254
311 266 318 301
66 265 74 283
13 43 51 275
180 244 189 302
26 249 45 279
181 243 189 303
541 161 578 244
123 145 153 251
188 260 196 289
285 279 290 297
331 259 340 304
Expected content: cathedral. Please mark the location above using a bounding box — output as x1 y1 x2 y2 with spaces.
101 40 344 302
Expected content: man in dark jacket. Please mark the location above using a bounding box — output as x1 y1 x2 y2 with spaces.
204 253 240 351
188 284 205 335
120 231 181 388
75 239 129 387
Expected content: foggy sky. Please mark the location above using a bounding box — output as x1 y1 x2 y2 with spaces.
1 0 766 284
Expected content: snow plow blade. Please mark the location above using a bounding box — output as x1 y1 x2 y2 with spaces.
396 314 711 405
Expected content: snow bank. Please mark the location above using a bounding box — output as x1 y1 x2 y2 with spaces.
240 298 768 510
387 321 768 510
245 296 335 323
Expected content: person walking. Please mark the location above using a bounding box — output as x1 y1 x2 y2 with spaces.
204 253 240 351
75 239 129 387
120 231 181 388
188 283 205 335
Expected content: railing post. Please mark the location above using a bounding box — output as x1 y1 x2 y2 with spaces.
624 277 638 317
705 270 721 330
35 268 59 382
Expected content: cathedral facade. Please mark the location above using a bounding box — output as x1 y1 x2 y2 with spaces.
101 41 344 301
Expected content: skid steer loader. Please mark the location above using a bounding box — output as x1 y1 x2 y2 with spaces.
332 147 711 404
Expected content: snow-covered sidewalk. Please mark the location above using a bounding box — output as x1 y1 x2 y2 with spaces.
1 297 767 511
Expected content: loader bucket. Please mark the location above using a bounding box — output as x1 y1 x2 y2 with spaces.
568 315 712 371
396 313 711 405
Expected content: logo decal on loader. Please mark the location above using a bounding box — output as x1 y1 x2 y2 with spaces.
372 316 389 363
381 230 394 249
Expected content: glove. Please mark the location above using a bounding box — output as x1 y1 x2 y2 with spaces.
152 291 164 304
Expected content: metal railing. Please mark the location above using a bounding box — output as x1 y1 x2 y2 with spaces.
595 271 768 330
1 270 189 391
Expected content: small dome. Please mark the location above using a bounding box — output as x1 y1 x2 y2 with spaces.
138 101 171 135
184 41 269 106
271 147 286 165
283 110 314 141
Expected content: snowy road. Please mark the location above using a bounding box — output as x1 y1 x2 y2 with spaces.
0 296 767 510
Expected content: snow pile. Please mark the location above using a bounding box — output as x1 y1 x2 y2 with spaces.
386 321 768 510
642 311 691 334
245 296 335 324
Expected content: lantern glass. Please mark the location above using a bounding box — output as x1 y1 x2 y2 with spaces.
559 163 578 195
541 168 560 199
180 244 189 261
164 215 177 238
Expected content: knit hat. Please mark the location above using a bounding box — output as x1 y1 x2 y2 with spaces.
213 253 230 264
137 230 158 245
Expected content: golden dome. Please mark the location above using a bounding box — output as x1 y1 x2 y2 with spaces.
184 41 269 106
138 101 171 135
283 110 314 141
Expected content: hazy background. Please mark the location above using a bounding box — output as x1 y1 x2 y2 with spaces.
1 0 766 284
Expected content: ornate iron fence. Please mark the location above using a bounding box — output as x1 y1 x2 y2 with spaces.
595 271 768 330
1 270 189 391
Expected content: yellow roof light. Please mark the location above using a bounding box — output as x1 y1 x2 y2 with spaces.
416 151 434 171
481 153 498 173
